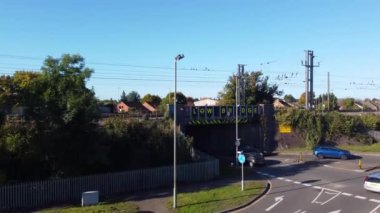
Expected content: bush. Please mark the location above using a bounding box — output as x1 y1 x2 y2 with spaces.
276 109 374 148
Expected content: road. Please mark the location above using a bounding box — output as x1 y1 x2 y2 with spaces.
237 153 380 213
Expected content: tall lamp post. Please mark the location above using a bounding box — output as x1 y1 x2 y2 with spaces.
173 54 184 209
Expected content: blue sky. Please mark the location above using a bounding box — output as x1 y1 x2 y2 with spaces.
1 0 380 100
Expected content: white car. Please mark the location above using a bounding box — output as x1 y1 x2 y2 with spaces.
364 172 380 193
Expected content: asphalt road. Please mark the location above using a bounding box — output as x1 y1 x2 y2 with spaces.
237 153 380 213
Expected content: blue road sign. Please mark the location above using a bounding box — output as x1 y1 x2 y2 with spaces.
238 153 246 164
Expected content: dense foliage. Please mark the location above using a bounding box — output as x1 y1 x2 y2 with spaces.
218 71 282 105
0 54 193 183
276 109 378 148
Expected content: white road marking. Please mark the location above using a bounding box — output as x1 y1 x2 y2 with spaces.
323 164 364 173
264 171 380 210
327 210 341 213
370 199 380 203
312 188 341 205
370 204 380 213
265 196 284 211
294 210 307 213
354 195 367 200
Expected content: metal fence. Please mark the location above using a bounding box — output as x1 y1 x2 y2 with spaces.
0 158 219 210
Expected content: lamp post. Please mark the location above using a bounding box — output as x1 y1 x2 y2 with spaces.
173 54 184 209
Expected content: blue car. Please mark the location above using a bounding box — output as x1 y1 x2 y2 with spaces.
313 146 351 160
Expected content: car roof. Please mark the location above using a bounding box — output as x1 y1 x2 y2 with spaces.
368 172 380 179
315 146 344 151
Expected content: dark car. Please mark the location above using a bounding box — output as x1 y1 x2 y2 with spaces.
313 146 351 160
240 146 265 167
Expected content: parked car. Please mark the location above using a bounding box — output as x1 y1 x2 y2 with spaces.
240 146 265 167
364 172 380 193
313 146 351 160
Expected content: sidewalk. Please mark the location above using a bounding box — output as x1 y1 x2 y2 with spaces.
119 178 260 213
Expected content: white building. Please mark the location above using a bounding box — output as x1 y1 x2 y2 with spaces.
194 98 218 106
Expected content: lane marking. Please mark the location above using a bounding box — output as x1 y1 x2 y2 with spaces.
311 188 341 205
263 171 380 209
370 204 380 213
265 196 284 211
354 195 367 200
370 199 380 203
323 164 364 173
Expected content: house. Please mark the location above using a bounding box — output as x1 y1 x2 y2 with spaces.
99 103 118 116
142 102 158 113
194 98 218 106
117 101 150 114
273 99 292 110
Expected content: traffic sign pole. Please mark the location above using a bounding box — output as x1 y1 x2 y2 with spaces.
241 162 244 191
237 152 245 191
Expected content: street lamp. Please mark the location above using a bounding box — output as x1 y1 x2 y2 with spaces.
173 53 184 209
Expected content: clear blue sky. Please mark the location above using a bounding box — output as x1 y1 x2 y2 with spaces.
1 0 380 101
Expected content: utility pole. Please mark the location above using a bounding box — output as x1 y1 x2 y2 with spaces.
235 64 245 166
241 65 245 105
302 50 319 110
327 72 330 111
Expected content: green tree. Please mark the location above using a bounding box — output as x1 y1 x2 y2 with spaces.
284 94 296 103
158 92 187 113
120 90 127 102
35 54 100 129
141 94 162 106
316 93 338 111
218 71 282 105
298 92 306 105
339 98 357 110
0 75 15 112
125 91 140 102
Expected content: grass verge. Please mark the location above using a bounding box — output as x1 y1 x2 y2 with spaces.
37 201 139 213
167 181 265 213
277 147 310 153
339 143 380 152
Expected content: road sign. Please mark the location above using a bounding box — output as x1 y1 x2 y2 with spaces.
235 139 240 146
238 153 246 164
279 124 292 133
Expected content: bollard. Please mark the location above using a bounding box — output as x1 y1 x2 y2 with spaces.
298 152 303 162
359 159 362 170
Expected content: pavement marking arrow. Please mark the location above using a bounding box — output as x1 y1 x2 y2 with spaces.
265 196 284 211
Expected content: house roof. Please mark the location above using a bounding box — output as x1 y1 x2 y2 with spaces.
118 101 150 112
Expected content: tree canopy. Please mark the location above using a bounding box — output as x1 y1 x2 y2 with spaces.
218 71 282 105
284 94 297 103
120 90 141 102
141 94 162 106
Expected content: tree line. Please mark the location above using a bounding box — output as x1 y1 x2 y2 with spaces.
276 109 380 148
0 54 281 183
0 54 194 183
